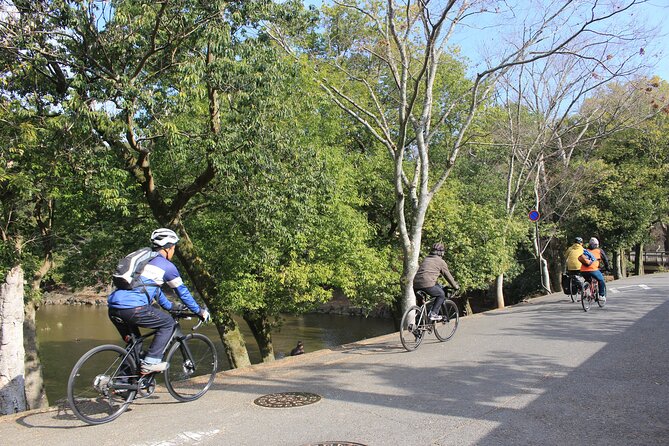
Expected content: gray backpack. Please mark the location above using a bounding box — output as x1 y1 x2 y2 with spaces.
112 248 158 290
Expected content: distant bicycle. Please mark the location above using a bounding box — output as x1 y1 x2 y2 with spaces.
566 273 585 303
399 286 459 351
581 276 606 312
67 310 217 425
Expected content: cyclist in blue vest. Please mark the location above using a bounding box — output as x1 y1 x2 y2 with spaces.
107 228 210 374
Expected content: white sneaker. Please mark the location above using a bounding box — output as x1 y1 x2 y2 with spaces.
428 313 443 321
141 361 169 374
599 295 606 302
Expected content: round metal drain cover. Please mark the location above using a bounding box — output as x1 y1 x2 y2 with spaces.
253 392 321 408
302 443 367 446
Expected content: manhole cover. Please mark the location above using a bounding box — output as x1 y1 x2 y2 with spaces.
302 443 367 446
253 392 321 408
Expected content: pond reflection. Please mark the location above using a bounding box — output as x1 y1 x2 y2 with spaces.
36 305 395 401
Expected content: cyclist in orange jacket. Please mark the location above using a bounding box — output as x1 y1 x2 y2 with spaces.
580 237 611 302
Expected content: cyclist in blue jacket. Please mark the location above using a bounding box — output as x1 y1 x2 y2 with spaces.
108 228 210 374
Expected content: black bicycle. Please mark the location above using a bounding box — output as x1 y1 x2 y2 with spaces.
67 310 217 425
566 273 585 303
399 287 459 351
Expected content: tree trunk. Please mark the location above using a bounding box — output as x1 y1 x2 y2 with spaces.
243 310 274 363
547 243 563 293
495 274 505 309
399 247 419 316
612 249 623 279
23 302 48 410
0 266 27 415
540 256 551 294
173 229 251 368
22 252 52 410
634 244 645 276
461 297 473 316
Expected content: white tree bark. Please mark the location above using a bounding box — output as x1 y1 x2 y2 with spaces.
495 274 505 310
0 266 27 415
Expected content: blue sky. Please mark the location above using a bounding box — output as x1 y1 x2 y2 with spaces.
302 0 669 81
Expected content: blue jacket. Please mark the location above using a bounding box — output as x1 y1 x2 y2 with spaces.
107 255 201 313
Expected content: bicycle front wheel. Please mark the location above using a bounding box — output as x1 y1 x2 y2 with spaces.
434 300 459 341
400 305 425 351
164 333 218 402
67 344 136 425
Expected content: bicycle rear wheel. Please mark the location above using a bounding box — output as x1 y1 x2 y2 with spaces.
67 344 136 425
434 300 459 341
400 305 425 351
570 280 578 302
164 333 218 402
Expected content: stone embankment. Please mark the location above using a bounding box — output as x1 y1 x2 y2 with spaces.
42 286 392 318
42 288 109 306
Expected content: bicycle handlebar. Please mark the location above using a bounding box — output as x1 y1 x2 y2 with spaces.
439 284 461 298
169 310 205 331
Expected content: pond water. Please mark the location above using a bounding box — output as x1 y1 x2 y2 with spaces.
36 305 396 402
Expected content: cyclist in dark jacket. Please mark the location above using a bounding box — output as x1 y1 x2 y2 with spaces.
413 242 460 321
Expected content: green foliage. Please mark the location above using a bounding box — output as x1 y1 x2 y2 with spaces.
423 182 529 290
187 68 398 317
3 0 668 323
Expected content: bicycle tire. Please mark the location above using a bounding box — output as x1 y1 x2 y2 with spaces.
399 305 425 351
581 285 591 312
434 300 459 341
164 333 218 402
67 344 136 425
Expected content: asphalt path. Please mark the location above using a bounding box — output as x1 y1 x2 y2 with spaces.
1 272 668 446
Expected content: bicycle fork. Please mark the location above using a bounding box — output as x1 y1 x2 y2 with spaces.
175 336 197 376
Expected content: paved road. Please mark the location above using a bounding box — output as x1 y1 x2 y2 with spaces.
2 273 668 446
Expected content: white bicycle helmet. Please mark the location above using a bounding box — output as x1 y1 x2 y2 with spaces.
589 237 599 248
151 228 179 248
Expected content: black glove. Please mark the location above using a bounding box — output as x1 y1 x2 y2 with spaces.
169 302 186 314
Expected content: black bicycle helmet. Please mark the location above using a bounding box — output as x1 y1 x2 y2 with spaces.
574 236 583 244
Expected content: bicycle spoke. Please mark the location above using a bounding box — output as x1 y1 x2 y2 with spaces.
434 300 459 341
400 305 425 351
67 345 136 425
164 334 217 402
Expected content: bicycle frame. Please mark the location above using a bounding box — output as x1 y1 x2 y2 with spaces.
109 313 200 394
580 275 604 312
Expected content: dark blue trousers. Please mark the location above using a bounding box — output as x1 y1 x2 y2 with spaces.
108 305 176 362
